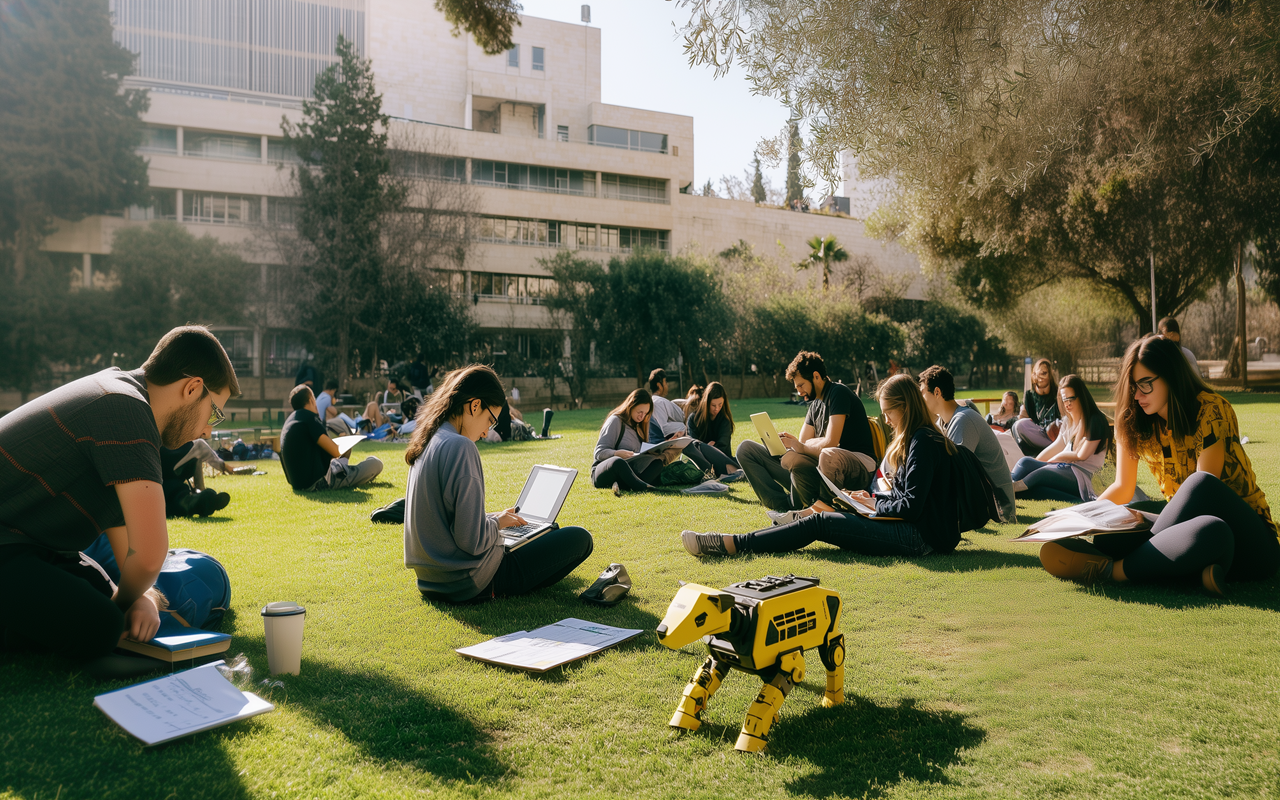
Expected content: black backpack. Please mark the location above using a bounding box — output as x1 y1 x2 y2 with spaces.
950 444 1003 532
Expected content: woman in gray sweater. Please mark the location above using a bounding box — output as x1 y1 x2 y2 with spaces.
591 389 663 495
404 365 592 602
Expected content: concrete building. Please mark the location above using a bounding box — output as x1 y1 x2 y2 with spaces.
42 0 923 391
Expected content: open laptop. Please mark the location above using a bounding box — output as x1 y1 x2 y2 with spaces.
750 412 787 457
501 464 579 551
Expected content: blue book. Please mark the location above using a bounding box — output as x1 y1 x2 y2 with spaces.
118 630 231 662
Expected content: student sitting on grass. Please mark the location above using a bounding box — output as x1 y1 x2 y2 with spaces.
686 381 740 463
404 365 593 602
1013 358 1063 455
647 369 742 481
987 391 1020 430
280 385 383 491
591 389 669 495
682 374 959 558
0 326 236 664
1039 336 1280 596
161 439 231 518
735 350 877 524
1010 375 1110 503
919 366 1017 522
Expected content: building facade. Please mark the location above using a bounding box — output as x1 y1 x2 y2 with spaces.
41 0 924 386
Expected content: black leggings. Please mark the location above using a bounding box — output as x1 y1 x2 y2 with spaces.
733 512 932 558
591 457 662 491
0 544 124 660
486 526 594 598
1093 472 1280 582
681 441 740 477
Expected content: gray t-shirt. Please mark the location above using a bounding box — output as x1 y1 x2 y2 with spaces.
947 404 1017 523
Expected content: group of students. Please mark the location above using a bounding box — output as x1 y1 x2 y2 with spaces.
2 321 1275 675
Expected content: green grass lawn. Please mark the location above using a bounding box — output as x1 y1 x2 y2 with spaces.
4 391 1280 800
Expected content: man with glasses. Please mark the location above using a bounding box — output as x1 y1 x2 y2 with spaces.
280 385 383 492
0 326 238 670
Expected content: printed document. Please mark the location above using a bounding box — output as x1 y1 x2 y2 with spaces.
456 618 643 673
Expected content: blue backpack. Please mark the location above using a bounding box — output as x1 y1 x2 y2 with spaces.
82 536 231 635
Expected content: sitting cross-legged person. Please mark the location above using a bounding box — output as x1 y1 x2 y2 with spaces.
280 385 383 491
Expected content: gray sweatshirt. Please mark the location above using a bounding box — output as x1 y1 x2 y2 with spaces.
593 414 646 464
404 421 503 601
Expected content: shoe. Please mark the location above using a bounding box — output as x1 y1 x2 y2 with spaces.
767 509 804 527
721 470 745 483
541 409 554 438
612 481 622 498
1039 540 1113 584
213 492 231 512
681 530 729 557
1201 564 1227 597
193 488 221 517
1012 479 1028 493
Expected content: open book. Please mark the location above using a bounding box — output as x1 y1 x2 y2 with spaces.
639 436 692 454
1012 499 1158 543
94 661 274 746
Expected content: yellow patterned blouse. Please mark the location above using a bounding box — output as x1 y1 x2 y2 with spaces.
1137 392 1278 539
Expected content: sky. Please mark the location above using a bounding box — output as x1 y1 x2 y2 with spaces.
516 0 794 196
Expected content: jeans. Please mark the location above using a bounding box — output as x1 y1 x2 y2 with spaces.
735 440 826 511
312 456 384 490
732 512 933 558
0 544 123 660
1013 418 1055 455
1092 472 1280 582
1012 458 1085 503
591 457 662 491
680 440 740 477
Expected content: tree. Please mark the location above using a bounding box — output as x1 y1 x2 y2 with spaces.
541 251 609 408
799 234 848 292
435 0 522 55
785 120 803 204
701 179 716 197
0 0 150 282
279 35 406 387
751 156 766 204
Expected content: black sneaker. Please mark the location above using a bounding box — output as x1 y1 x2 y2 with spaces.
681 530 729 557
213 492 231 512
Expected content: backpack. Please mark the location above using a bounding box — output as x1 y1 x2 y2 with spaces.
950 443 1002 533
868 416 890 462
81 536 231 634
660 459 705 485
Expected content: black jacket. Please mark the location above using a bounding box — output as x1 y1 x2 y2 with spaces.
874 427 960 553
689 409 734 458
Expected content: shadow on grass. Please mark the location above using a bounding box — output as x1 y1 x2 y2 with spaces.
294 481 396 504
684 692 983 799
1081 575 1280 612
0 651 254 800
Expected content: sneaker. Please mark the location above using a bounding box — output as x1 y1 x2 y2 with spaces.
611 481 622 498
766 509 804 527
721 470 745 483
1201 564 1227 597
1012 479 1028 493
1039 540 1113 584
213 492 231 512
681 530 729 557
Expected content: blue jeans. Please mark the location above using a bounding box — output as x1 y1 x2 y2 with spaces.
1012 458 1084 503
733 512 932 558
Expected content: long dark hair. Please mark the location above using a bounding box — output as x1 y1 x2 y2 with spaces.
1113 335 1215 457
606 389 653 441
1058 374 1104 449
405 365 505 465
690 381 733 435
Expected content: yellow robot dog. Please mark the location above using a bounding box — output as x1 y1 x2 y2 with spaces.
655 574 844 752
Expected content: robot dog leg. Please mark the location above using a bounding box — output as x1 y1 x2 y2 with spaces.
819 632 846 708
736 670 796 752
670 656 731 731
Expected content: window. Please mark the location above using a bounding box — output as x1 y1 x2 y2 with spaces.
267 138 301 164
124 189 178 220
532 47 545 71
473 160 595 196
138 126 178 154
601 174 668 204
262 331 312 377
186 193 262 225
471 272 556 302
184 131 261 161
507 45 519 68
587 125 668 154
620 228 670 251
479 216 668 252
396 152 465 181
212 329 255 375
557 125 569 142
266 197 299 228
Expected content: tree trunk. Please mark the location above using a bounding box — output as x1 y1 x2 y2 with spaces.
1237 243 1248 390
337 323 351 391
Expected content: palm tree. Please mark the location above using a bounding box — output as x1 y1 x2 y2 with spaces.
800 234 848 291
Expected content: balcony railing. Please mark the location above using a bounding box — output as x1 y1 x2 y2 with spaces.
471 179 596 198
475 235 670 254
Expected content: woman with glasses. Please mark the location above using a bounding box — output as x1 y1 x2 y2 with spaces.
1009 375 1110 503
1039 336 1280 595
404 365 593 602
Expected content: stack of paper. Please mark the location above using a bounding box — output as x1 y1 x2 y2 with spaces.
456 618 643 673
1013 499 1158 543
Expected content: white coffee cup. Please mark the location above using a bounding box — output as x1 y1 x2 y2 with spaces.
261 602 306 675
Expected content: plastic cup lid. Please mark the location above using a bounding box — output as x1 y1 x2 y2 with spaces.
261 601 306 617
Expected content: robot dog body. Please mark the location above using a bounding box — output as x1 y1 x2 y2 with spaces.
656 574 844 752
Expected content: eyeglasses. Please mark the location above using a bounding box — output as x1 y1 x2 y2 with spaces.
200 387 225 427
1134 377 1158 396
487 407 499 429
1061 395 1077 406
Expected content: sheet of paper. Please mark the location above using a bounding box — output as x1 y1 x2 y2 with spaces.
94 662 273 746
456 618 643 672
639 436 692 454
332 434 365 456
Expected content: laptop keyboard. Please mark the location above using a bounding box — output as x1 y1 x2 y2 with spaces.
504 522 545 538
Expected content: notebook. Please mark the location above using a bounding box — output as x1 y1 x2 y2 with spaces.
819 470 901 520
501 464 578 551
750 412 787 457
117 630 231 663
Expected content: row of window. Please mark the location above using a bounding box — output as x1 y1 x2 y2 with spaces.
588 125 668 154
117 189 298 226
138 126 302 164
399 156 668 203
476 216 670 252
506 44 545 71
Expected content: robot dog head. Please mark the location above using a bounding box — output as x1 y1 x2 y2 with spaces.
655 583 735 650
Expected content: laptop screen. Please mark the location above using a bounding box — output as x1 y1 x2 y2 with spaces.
520 468 573 521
